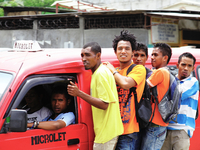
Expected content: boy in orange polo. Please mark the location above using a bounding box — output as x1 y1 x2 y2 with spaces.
141 43 172 150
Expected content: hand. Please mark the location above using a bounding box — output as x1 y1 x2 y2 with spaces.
67 81 80 97
103 61 115 73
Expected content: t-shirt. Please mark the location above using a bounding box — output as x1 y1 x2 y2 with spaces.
117 63 146 134
91 64 123 144
27 106 52 123
147 67 170 126
167 75 199 138
43 112 75 126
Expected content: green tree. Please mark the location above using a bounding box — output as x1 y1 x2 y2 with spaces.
0 0 20 16
23 0 56 7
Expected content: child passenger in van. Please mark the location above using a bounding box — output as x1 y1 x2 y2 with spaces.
27 85 75 130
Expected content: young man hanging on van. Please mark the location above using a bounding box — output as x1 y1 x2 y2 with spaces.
104 30 146 150
133 43 152 149
67 42 123 150
161 52 199 150
141 43 172 150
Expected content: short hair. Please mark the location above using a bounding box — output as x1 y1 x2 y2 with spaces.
51 85 72 113
178 52 196 65
153 43 172 64
51 85 71 100
83 42 101 54
30 85 43 95
136 43 148 58
113 30 137 52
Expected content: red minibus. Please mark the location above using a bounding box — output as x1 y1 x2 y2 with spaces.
0 41 199 150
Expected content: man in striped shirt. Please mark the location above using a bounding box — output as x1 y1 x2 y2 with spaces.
161 52 199 150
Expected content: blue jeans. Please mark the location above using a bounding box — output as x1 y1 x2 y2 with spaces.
135 128 145 150
115 132 138 150
140 126 167 150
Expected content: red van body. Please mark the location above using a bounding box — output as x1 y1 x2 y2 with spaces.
0 45 199 150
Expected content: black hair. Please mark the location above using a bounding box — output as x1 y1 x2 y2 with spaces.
29 85 43 96
153 43 172 64
51 85 71 101
51 85 72 113
83 42 101 54
136 43 148 58
178 52 196 65
113 30 137 52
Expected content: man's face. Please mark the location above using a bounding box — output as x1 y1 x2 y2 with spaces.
177 56 194 80
133 50 148 66
81 47 98 70
25 89 39 109
51 93 68 115
115 40 133 63
151 47 164 69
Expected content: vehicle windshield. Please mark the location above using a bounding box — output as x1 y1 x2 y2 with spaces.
0 72 13 101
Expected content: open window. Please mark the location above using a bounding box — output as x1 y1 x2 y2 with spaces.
1 74 78 133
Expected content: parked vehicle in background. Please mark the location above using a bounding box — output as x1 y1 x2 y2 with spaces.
0 41 199 150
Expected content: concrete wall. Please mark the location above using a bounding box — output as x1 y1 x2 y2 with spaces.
0 28 148 48
0 29 83 48
84 28 148 48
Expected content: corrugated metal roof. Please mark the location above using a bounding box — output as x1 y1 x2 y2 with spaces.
51 0 115 12
146 12 200 19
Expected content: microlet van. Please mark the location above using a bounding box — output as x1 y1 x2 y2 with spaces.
0 41 199 150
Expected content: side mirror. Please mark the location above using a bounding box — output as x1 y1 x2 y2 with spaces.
10 109 27 132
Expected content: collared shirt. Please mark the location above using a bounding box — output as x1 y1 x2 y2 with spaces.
167 75 199 138
43 112 75 126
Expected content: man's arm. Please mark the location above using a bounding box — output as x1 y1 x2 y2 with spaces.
113 70 137 89
27 120 66 130
67 81 108 110
104 62 137 90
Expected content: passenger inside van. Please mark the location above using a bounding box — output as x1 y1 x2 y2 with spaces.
27 85 75 130
24 86 52 124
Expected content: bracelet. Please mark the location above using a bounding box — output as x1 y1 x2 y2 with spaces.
33 121 39 129
31 124 34 129
113 71 118 75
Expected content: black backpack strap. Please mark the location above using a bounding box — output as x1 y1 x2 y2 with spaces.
124 86 137 107
123 64 137 107
127 64 137 75
150 86 158 122
145 67 152 75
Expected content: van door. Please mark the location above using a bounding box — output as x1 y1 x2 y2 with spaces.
0 75 89 150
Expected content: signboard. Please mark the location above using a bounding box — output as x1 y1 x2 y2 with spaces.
13 40 41 51
151 17 179 44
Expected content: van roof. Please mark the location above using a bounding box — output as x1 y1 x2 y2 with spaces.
0 48 117 74
0 47 199 74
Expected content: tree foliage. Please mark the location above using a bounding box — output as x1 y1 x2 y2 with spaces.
23 0 56 8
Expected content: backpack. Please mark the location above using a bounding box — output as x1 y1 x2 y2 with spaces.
152 70 182 123
125 64 153 129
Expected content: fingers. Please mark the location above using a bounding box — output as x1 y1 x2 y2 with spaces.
102 62 107 65
67 81 78 97
103 61 111 65
69 81 74 85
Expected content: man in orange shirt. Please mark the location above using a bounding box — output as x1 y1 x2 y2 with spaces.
105 30 146 150
141 43 172 150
